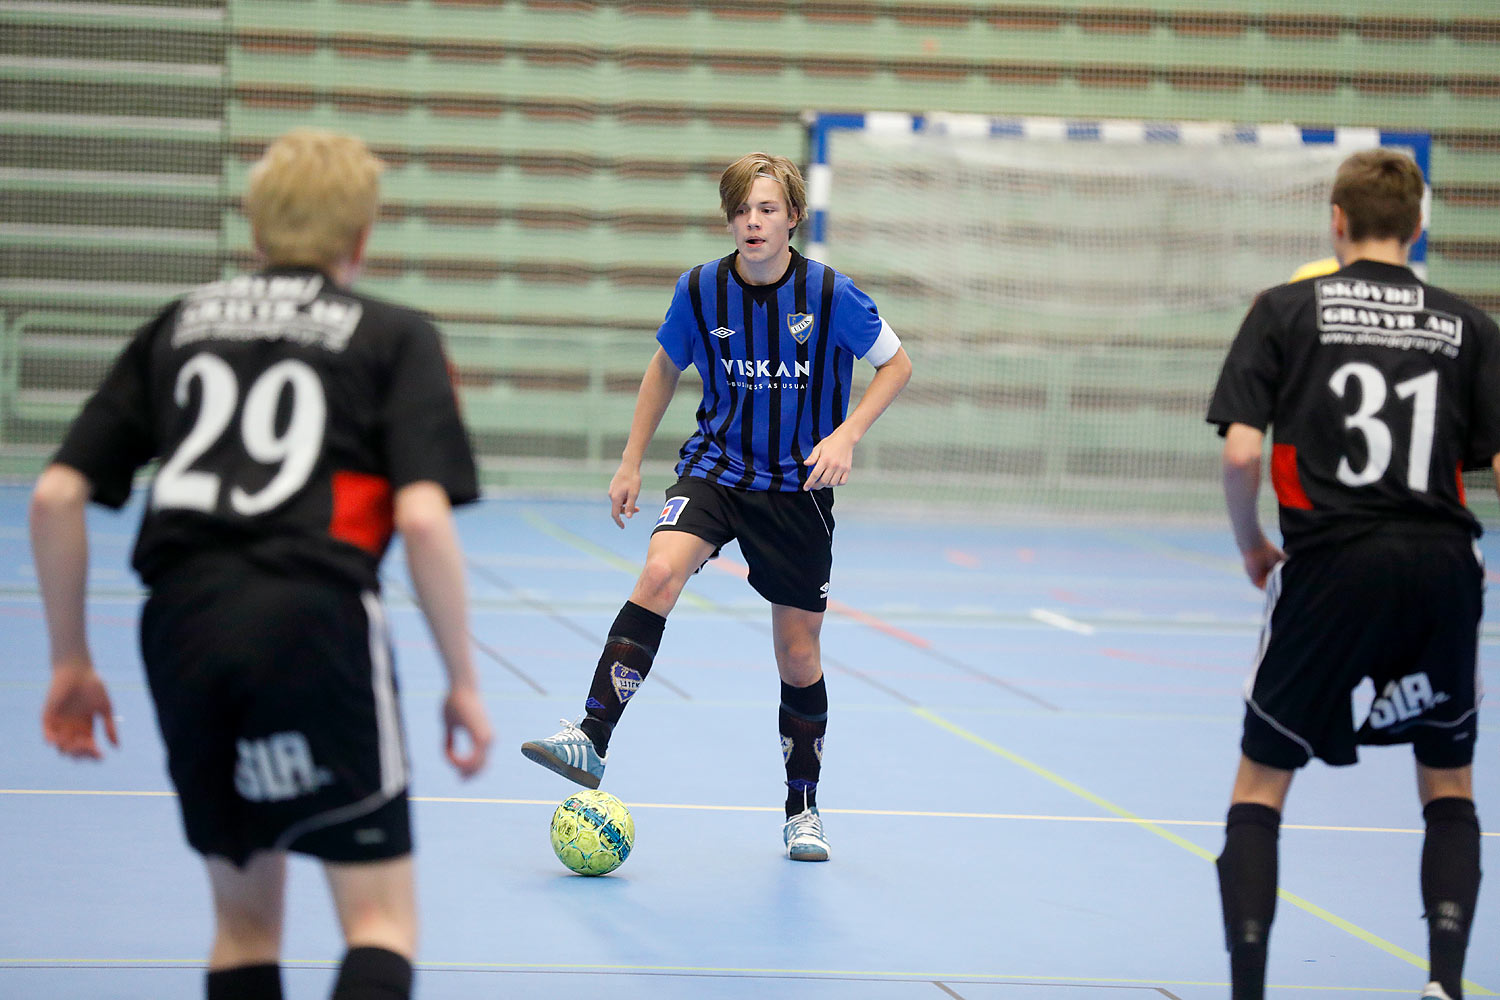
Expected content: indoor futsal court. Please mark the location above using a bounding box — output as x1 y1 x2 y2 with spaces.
1 485 1495 999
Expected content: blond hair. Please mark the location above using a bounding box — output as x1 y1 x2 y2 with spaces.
719 152 807 225
1331 149 1424 244
244 128 383 269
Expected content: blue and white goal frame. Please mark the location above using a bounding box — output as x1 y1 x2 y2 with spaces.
803 112 1431 276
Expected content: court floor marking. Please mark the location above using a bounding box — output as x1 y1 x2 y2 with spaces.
914 708 1493 997
515 508 1495 995
519 509 1060 711
461 556 695 700
7 788 1497 839
0 956 1465 995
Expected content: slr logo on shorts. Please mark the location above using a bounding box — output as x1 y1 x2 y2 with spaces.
787 313 814 344
611 661 643 704
711 326 735 339
234 731 334 803
656 495 689 527
819 582 829 599
1366 672 1450 730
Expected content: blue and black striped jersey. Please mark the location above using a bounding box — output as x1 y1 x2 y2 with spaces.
657 248 886 491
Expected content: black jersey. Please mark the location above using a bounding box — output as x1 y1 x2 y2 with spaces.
54 267 479 591
1207 260 1500 553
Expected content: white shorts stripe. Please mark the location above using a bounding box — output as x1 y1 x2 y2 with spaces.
1242 558 1316 760
362 591 409 797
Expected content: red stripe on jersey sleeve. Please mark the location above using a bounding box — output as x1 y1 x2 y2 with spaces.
1270 443 1314 511
1457 465 1467 507
330 470 394 556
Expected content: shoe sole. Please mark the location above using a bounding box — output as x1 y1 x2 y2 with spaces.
519 742 602 789
787 845 829 862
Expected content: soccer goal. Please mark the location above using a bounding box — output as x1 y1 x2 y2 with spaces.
805 112 1431 518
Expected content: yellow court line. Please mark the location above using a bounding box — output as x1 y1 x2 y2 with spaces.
9 788 1498 841
912 707 1493 997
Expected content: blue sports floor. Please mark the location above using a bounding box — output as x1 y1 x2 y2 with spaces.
0 484 1496 999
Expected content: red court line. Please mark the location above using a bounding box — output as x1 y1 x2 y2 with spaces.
705 556 932 649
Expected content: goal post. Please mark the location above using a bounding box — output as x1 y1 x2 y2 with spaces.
803 113 1432 518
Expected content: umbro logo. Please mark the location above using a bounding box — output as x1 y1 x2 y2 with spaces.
711 326 735 339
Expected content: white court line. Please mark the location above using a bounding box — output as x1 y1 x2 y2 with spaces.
1029 608 1096 635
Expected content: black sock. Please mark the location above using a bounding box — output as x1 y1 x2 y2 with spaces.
206 963 282 1000
579 601 666 756
331 946 412 1000
1422 797 1481 1000
780 677 827 818
1217 802 1281 1000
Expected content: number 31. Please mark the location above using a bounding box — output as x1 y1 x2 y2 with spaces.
1329 361 1437 492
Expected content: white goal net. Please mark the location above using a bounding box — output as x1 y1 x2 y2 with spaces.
807 113 1429 519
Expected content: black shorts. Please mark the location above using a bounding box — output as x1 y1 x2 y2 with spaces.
651 476 835 612
140 558 411 867
1242 530 1483 770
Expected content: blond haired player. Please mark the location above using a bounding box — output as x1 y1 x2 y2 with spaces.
33 128 491 1000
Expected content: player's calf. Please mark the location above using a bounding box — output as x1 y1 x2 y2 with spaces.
331 946 412 1000
1421 797 1481 1000
1216 802 1281 1000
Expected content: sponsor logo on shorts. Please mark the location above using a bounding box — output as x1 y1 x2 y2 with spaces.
711 326 735 339
1367 672 1451 730
781 735 794 763
611 661 643 704
819 582 829 599
787 313 814 344
234 731 334 803
656 495 689 527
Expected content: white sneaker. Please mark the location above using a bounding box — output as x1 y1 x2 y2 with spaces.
520 718 606 788
1421 984 1453 1000
783 806 830 862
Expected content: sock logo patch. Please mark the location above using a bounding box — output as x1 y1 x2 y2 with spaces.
656 495 690 528
610 661 643 704
780 735 794 763
813 735 824 764
586 696 606 711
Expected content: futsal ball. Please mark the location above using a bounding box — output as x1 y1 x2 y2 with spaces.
550 789 635 876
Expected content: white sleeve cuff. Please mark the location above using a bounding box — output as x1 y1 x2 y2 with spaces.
863 318 901 367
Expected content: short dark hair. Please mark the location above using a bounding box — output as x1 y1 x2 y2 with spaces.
1330 149 1424 244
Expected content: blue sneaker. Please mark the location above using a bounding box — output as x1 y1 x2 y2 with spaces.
520 719 605 789
783 805 830 862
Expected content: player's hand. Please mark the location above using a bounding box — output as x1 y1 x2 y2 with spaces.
442 684 492 779
803 429 854 490
41 658 118 760
1241 539 1286 590
608 464 643 528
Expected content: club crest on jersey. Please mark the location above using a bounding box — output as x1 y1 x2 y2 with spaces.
787 313 814 344
610 661 643 704
710 326 735 339
656 495 689 527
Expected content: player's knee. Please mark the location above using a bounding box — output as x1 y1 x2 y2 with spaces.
775 640 820 681
634 557 685 605
213 903 282 953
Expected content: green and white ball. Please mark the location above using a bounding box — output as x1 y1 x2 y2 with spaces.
550 789 635 876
